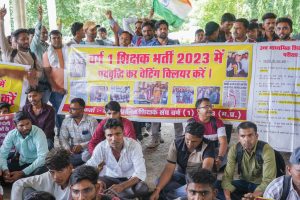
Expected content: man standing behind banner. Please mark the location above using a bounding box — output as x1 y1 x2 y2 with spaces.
0 5 44 89
147 20 183 148
43 30 67 132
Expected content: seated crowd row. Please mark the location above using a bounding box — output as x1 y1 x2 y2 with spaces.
0 93 299 200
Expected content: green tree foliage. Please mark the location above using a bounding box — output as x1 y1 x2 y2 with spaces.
22 0 300 36
190 0 300 34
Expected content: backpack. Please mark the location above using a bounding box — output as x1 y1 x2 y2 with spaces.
10 49 37 69
236 140 286 178
280 175 291 200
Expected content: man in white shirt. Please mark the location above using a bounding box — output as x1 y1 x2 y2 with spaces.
60 98 98 166
86 118 149 199
11 148 73 200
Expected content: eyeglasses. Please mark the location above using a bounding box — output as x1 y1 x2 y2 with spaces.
198 104 213 109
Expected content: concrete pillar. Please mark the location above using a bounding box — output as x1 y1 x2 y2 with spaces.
13 0 26 29
47 0 57 31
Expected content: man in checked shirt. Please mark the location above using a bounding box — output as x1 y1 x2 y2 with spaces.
60 98 98 167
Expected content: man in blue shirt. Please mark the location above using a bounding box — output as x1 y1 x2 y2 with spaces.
0 111 48 183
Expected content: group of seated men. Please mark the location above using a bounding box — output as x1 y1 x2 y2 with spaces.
0 94 299 200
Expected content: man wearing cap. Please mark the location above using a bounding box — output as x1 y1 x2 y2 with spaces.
0 111 48 183
83 21 105 45
202 21 220 43
22 86 55 150
264 146 300 199
0 102 10 115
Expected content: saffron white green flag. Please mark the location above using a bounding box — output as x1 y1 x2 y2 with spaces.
153 0 192 28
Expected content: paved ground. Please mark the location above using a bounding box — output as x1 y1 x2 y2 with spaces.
2 123 291 199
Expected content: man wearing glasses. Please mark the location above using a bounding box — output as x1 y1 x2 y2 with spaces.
60 98 98 167
190 98 228 169
88 101 136 155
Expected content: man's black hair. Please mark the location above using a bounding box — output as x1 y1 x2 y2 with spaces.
262 12 277 21
25 85 43 94
195 29 204 35
186 169 216 187
28 28 35 35
205 21 219 36
155 20 169 31
13 111 31 124
221 13 236 23
12 28 29 40
71 22 83 36
24 191 55 200
45 147 71 171
105 101 121 112
120 31 133 41
249 22 259 30
237 121 257 134
71 98 86 108
142 21 155 30
103 118 124 131
98 27 107 33
235 18 250 29
195 98 210 109
184 121 205 138
0 102 11 110
70 165 99 185
276 17 293 30
49 30 62 37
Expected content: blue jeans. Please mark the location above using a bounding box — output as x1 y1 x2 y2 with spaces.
158 171 187 200
216 180 258 200
48 91 65 132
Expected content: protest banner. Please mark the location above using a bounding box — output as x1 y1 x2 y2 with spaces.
61 44 253 122
0 62 29 112
0 113 15 145
248 41 300 152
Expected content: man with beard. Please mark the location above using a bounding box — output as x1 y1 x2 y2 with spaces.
22 86 55 150
83 21 105 45
275 17 295 41
43 30 67 132
67 22 86 46
0 5 44 89
257 13 279 42
148 20 182 148
0 111 48 183
153 20 179 45
12 148 73 200
227 18 256 43
134 21 156 46
218 13 236 42
220 121 276 200
86 118 148 199
60 98 98 167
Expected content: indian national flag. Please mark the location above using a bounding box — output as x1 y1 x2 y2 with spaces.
153 0 192 28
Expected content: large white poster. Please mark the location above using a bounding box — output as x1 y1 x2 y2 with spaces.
248 42 300 152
